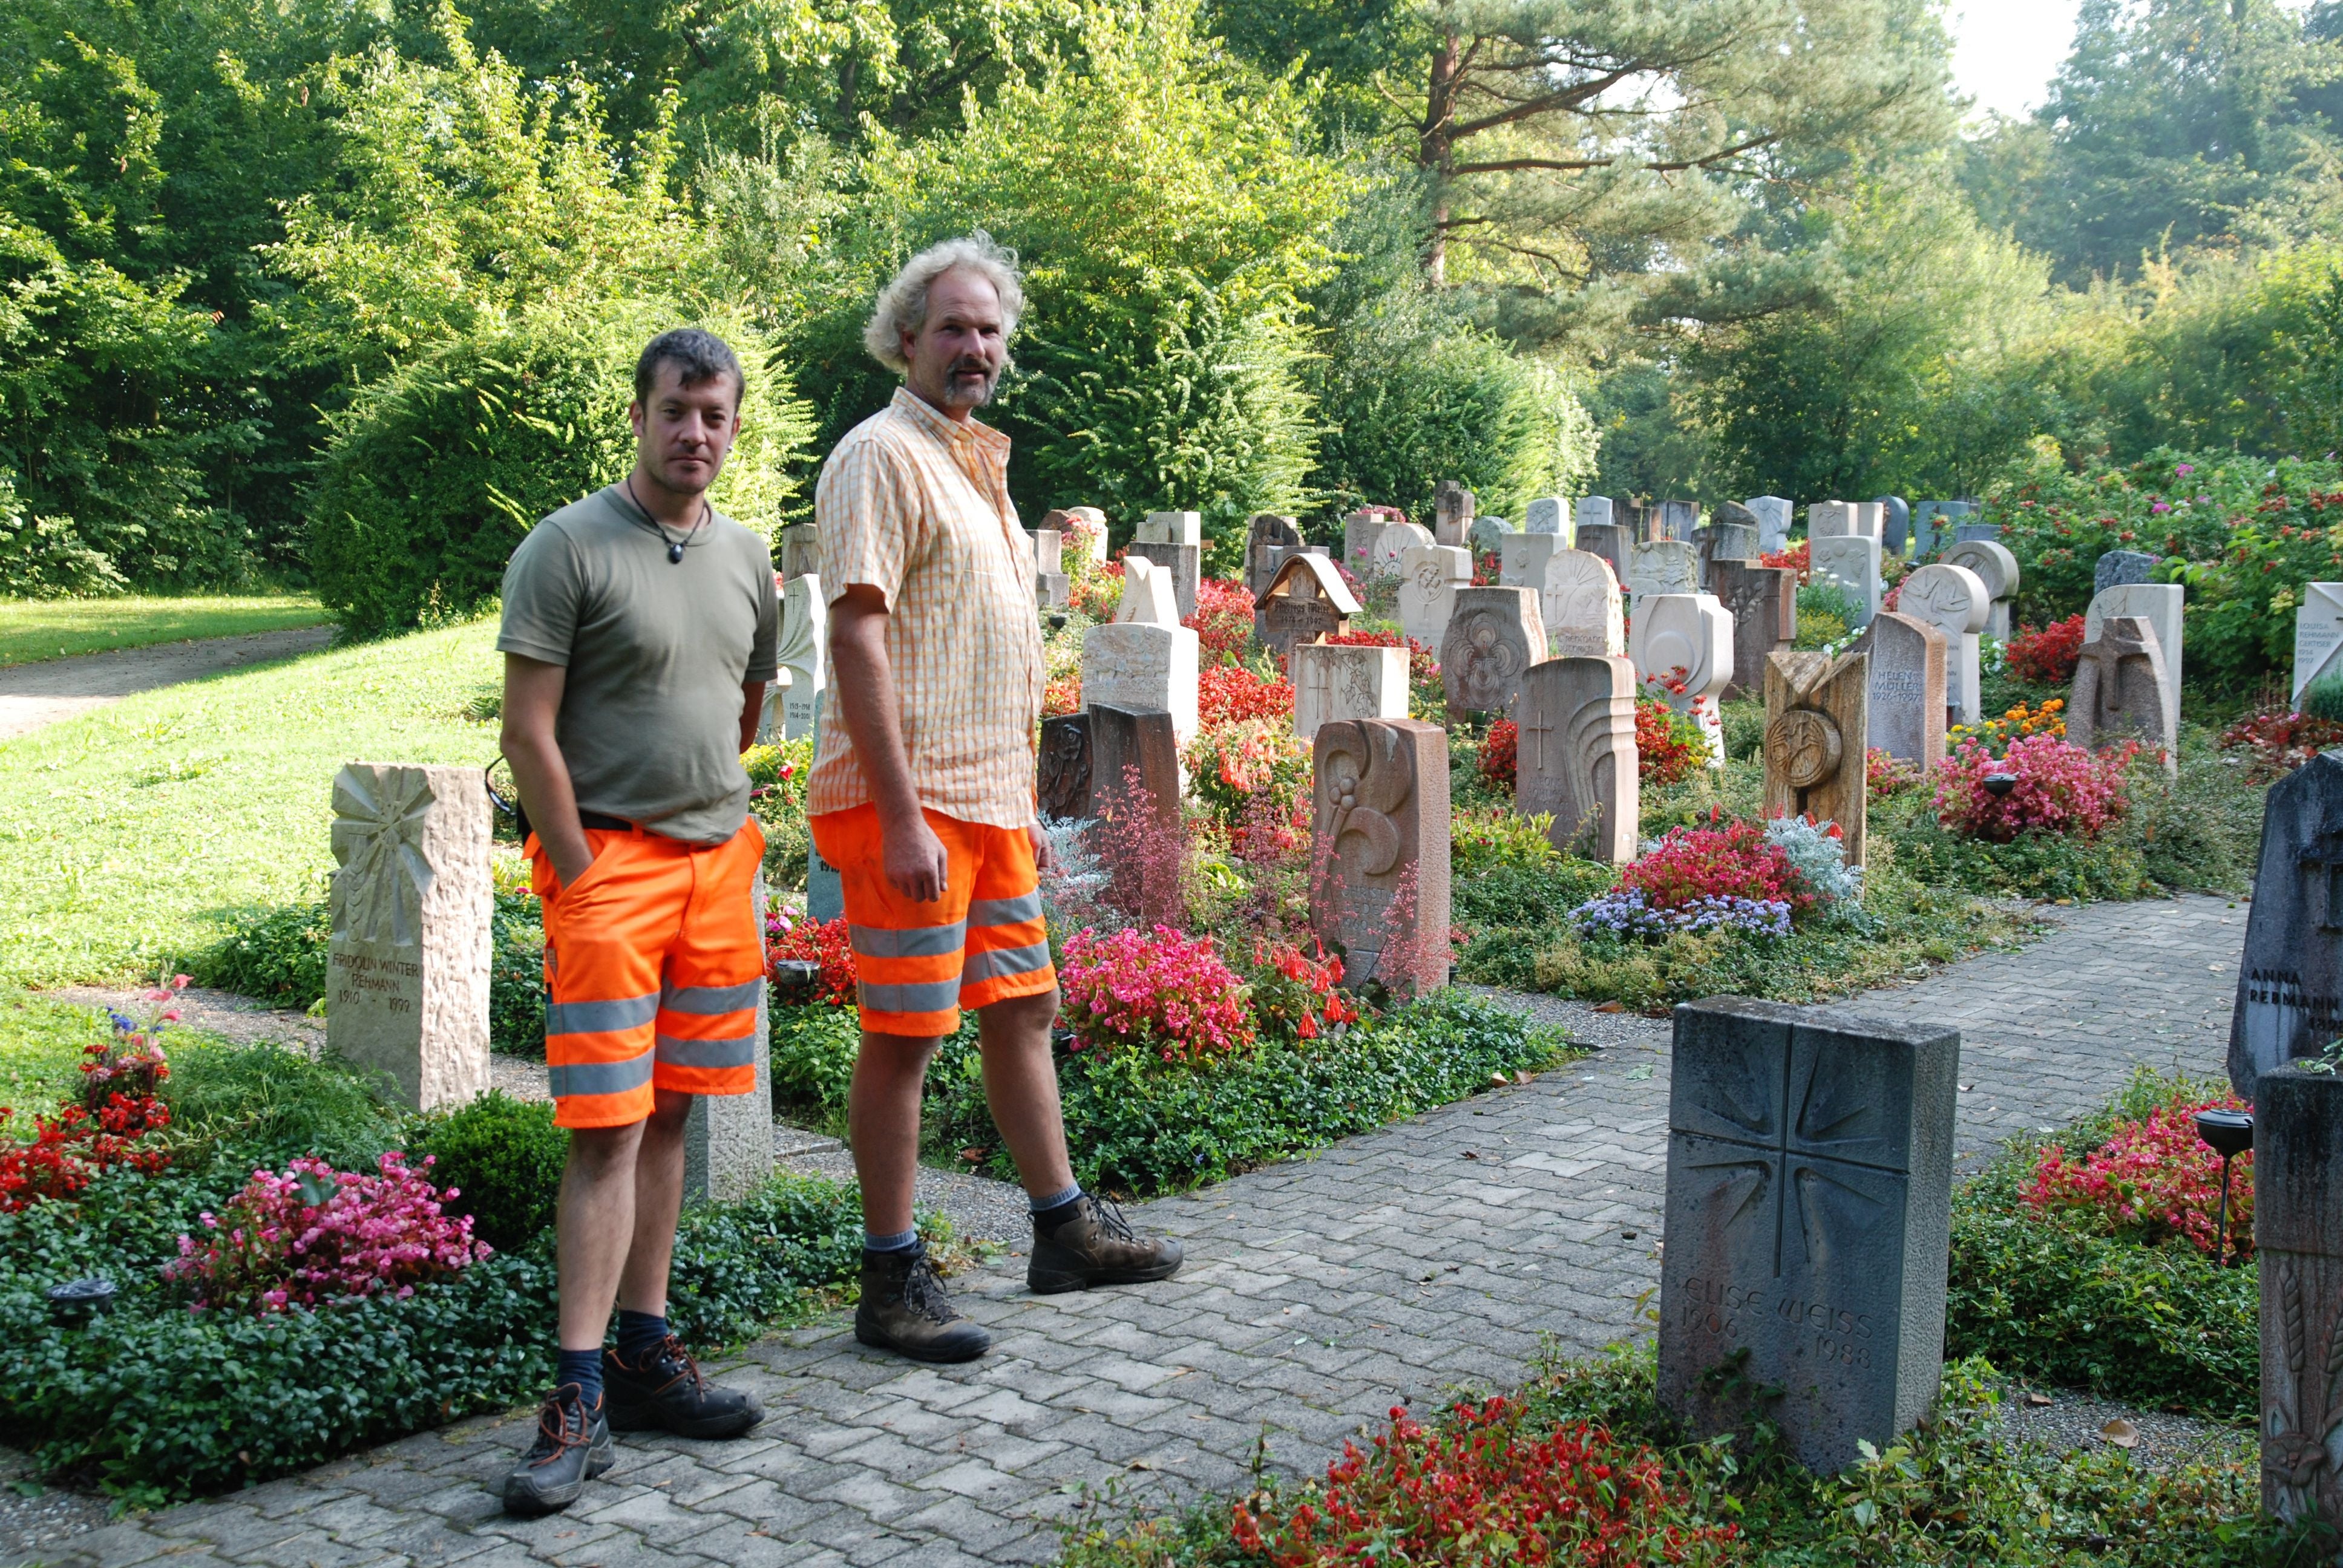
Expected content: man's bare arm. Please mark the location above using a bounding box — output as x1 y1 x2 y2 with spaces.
500 654 594 889
739 680 766 753
828 584 948 901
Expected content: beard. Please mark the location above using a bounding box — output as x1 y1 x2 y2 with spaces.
939 360 1000 408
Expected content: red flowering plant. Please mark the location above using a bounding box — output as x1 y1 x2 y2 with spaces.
1231 1396 1738 1566
2021 1092 2253 1257
765 912 857 1006
1866 746 1920 799
1933 734 2134 843
0 976 182 1211
1185 719 1310 857
165 1152 492 1313
1198 664 1294 728
1619 817 1817 917
1247 939 1360 1043
1760 538 1810 583
1069 558 1123 621
1041 671 1083 718
1634 695 1705 788
2219 707 2343 783
1478 717 1518 793
1184 578 1257 667
1057 926 1256 1063
2005 615 2088 684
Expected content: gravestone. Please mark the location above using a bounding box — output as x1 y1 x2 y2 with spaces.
1712 559 1797 703
1655 499 1699 541
1343 509 1389 578
1658 996 1959 1475
2066 614 2175 768
1710 500 1761 561
1293 640 1410 742
1852 610 1947 773
1576 496 1614 535
1469 515 1512 555
1032 529 1064 575
1399 543 1472 648
2252 1063 2343 1537
1089 704 1184 928
1037 713 1092 820
1941 538 2019 641
1953 521 2000 543
1765 650 1869 865
1807 501 1859 540
2294 583 2343 707
1440 586 1547 714
2227 753 2343 1095
2084 582 2183 740
683 866 775 1201
1137 511 1201 546
1630 593 1734 765
1909 502 1944 560
1811 535 1883 629
1256 552 1361 662
1434 481 1476 547
1524 496 1570 538
776 523 820 581
1627 539 1703 620
327 763 491 1111
805 706 844 920
1245 513 1305 597
1126 540 1202 620
1517 655 1640 863
1748 496 1793 555
759 573 827 742
1540 549 1627 657
1082 557 1201 743
1310 718 1451 996
1898 563 1989 728
1875 497 1910 557
2094 549 2158 592
1038 572 1071 608
1499 531 1562 590
1576 522 1632 590
1694 517 1760 596
1373 520 1437 578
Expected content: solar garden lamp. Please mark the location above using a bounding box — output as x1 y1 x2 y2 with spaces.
2194 1108 2254 1266
1983 773 2017 798
770 960 820 1004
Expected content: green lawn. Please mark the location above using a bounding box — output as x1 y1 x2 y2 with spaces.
0 621 502 987
0 593 330 667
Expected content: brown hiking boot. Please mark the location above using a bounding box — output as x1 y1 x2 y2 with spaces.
1027 1194 1184 1294
854 1244 992 1362
501 1384 614 1517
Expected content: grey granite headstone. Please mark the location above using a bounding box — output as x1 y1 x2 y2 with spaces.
1575 496 1614 534
2228 753 2343 1096
1852 610 1945 771
2094 549 2158 592
1875 496 1909 555
1953 521 1999 543
1576 523 1631 589
2251 1065 2343 1534
1659 996 1959 1475
1524 497 1567 536
1468 515 1512 555
1748 497 1792 555
1657 499 1699 541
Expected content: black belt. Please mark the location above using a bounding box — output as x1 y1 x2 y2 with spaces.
577 811 637 832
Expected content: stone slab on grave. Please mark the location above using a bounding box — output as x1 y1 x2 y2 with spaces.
1953 521 2000 543
1440 586 1547 715
1576 522 1632 590
2252 1063 2343 1536
1309 717 1451 996
1083 557 1201 743
1293 640 1410 742
1525 496 1570 538
1244 513 1305 597
1810 535 1882 629
1038 713 1092 820
1876 496 1910 556
1807 501 1859 540
1042 506 1110 566
1748 496 1792 555
2095 549 2158 592
1630 592 1733 766
683 868 775 1201
1764 649 1869 865
2228 752 2343 1095
1374 520 1437 579
1126 540 1201 621
1032 529 1066 575
1655 499 1700 541
1540 549 1627 658
2066 613 2175 769
1399 544 1473 649
1500 531 1563 590
757 573 827 742
1627 539 1703 621
2295 583 2343 707
1137 511 1201 547
1469 515 1513 555
1517 655 1639 863
1941 537 2019 641
2085 582 2183 739
1658 996 1959 1475
1343 511 1387 578
327 763 491 1112
1088 704 1185 929
1897 563 1989 729
1256 552 1361 662
1852 610 1947 773
1434 481 1476 547
1038 571 1071 607
776 523 819 581
1576 496 1615 535
1712 559 1797 703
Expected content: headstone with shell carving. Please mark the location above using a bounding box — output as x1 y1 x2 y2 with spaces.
1440 586 1547 716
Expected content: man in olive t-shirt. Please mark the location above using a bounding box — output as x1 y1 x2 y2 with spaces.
493 329 779 1517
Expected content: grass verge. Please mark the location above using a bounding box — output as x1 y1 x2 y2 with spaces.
0 594 329 667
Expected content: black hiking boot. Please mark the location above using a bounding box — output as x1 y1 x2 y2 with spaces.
854 1244 992 1362
501 1384 614 1517
1027 1194 1184 1295
605 1335 765 1439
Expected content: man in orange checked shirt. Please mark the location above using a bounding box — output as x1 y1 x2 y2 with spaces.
810 234 1182 1361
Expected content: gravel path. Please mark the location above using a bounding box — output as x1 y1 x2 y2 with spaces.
0 626 336 740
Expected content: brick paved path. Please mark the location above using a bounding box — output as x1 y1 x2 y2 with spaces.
33 894 2243 1568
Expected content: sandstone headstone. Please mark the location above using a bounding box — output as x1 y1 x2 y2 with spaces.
1659 996 1959 1475
1126 541 1201 621
1765 650 1869 865
2095 549 2157 592
1041 506 1110 567
1576 522 1631 589
1293 641 1410 742
327 763 491 1112
1031 529 1065 575
1631 593 1734 765
1137 511 1201 547
765 573 827 741
1468 515 1512 555
1852 610 1947 772
1084 559 1200 742
1037 713 1092 820
1310 718 1451 996
2066 613 2174 768
1807 501 1858 539
1941 537 2019 640
2084 582 2183 739
1539 549 1627 658
1089 704 1184 927
1245 513 1305 597
1256 552 1361 662
2294 583 2343 708
2250 1063 2343 1537
1499 531 1562 590
1440 587 1547 714
1897 563 1988 728
1524 496 1569 537
1875 496 1910 555
2227 753 2343 1095
683 867 774 1201
1748 496 1792 555
776 523 820 580
1038 572 1071 608
1811 535 1883 629
1118 553 1180 626
1576 496 1614 535
1434 481 1476 547
1398 544 1472 648
1517 656 1639 863
1627 539 1702 620
1712 560 1797 703
1373 520 1437 578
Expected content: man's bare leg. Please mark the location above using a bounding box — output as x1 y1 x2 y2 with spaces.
616 1088 693 1315
976 988 1075 1200
556 1120 649 1351
850 1032 942 1238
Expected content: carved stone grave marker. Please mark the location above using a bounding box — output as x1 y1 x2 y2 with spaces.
1712 559 1796 702
1310 719 1450 996
1525 496 1568 537
1875 496 1910 556
1627 539 1703 621
1898 563 1988 728
1126 540 1201 621
1440 586 1547 715
2067 613 2174 768
1373 520 1436 579
1811 535 1882 629
1765 650 1869 864
2253 1064 2343 1537
2296 583 2343 708
2085 582 2183 739
1083 557 1199 743
1852 610 1946 773
1576 496 1614 535
1041 506 1109 567
1499 531 1562 590
1469 515 1512 555
1518 656 1639 863
1088 704 1184 928
2229 753 2343 1094
1038 713 1093 821
1434 481 1476 547
1748 496 1792 555
1293 639 1409 742
1540 549 1627 658
1577 522 1631 590
1942 538 2019 641
1399 543 1472 649
1245 513 1304 597
2095 549 2157 592
1256 552 1360 662
1630 592 1733 765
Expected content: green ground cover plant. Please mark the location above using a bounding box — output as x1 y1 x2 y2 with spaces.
0 997 110 1109
0 596 329 667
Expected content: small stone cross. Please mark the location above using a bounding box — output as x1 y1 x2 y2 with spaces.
1521 707 1557 773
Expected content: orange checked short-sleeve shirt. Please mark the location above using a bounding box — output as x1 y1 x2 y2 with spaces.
807 387 1044 829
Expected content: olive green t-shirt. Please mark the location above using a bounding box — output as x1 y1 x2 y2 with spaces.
497 485 779 844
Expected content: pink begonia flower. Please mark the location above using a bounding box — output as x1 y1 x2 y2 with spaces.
2175 463 2194 475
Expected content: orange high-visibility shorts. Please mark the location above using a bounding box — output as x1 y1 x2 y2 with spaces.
808 803 1057 1037
528 818 766 1129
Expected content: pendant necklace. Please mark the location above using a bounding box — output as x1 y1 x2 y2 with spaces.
626 478 710 564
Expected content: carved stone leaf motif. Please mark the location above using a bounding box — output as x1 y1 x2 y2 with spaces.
1769 709 1842 788
330 768 435 947
1319 725 1407 875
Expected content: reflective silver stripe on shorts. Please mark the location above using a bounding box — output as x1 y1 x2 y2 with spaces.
661 979 764 1015
850 921 967 959
968 892 1044 928
655 1031 759 1070
546 1047 656 1100
545 993 660 1036
961 941 1054 984
857 976 964 1014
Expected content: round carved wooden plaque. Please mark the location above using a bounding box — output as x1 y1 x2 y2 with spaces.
1767 708 1841 789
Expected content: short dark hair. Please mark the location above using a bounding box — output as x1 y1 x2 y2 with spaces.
634 328 744 407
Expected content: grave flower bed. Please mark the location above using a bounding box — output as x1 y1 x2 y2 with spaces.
1196 663 1293 727
1058 925 1256 1062
1184 717 1309 855
1484 700 1705 792
1182 577 1256 665
2218 706 2343 782
1568 816 1833 942
1933 734 2132 842
2005 614 2086 684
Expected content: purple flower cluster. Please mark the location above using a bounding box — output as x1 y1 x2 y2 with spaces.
1570 887 1793 941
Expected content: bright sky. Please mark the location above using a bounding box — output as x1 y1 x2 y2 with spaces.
1948 0 2086 120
